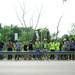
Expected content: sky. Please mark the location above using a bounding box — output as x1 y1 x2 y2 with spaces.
0 0 75 37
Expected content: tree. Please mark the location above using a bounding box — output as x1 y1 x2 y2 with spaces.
62 0 67 4
68 23 75 40
16 1 43 28
46 30 51 43
56 15 63 39
20 27 34 44
69 23 75 35
15 1 43 43
55 0 68 39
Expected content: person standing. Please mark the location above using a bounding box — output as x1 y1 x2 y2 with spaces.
7 40 14 60
63 38 70 60
28 43 33 51
69 38 75 60
35 40 41 59
15 40 21 60
23 44 28 60
24 44 28 51
28 42 33 60
55 41 60 60
0 41 4 60
49 40 56 60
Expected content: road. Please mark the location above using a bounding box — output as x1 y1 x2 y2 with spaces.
0 60 75 75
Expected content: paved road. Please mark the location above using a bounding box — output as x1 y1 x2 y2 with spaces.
0 61 75 75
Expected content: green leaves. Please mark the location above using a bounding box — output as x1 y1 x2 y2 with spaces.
0 25 51 48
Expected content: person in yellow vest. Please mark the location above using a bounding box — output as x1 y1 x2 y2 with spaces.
49 40 56 59
35 40 41 49
43 39 49 59
55 42 60 51
43 39 48 49
54 41 60 60
50 41 55 51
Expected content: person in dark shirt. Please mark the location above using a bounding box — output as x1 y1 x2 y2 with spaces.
7 40 13 60
0 41 4 51
0 41 4 60
23 44 28 60
28 43 33 59
28 43 33 50
24 44 27 51
69 38 75 60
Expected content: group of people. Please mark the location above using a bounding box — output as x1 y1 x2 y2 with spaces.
0 40 34 60
63 38 75 51
0 37 75 60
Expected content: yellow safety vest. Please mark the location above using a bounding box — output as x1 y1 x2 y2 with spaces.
49 42 55 50
55 42 60 51
35 42 41 49
44 43 48 49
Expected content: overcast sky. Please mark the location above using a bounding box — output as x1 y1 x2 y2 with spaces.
0 0 75 37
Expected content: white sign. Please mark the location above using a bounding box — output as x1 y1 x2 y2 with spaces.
35 31 39 40
14 33 18 40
